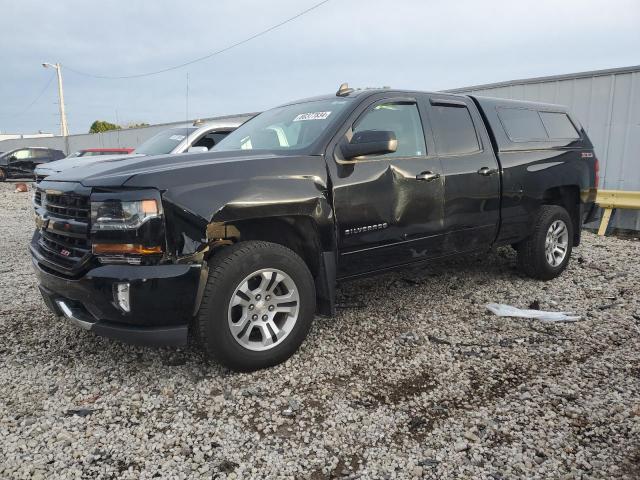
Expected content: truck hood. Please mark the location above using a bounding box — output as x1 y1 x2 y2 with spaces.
41 149 328 225
42 150 313 188
35 153 145 176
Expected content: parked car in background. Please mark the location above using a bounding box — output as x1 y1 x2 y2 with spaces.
30 86 597 371
66 148 134 158
0 147 65 181
34 119 249 182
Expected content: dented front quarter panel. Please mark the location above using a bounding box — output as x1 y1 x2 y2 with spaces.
120 151 334 258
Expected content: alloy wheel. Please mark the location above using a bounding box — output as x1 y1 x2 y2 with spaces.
544 219 569 267
227 268 300 351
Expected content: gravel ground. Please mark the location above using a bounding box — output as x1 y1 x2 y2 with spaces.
0 181 638 480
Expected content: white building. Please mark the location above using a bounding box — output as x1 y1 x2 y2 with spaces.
0 132 54 142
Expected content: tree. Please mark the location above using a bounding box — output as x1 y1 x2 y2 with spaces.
89 120 121 134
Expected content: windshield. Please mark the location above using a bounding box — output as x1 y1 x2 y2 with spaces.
0 149 21 164
214 98 352 153
134 127 197 155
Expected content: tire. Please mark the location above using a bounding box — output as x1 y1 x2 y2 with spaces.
196 241 315 371
517 205 573 280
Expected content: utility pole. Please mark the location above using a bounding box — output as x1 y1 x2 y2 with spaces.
42 62 69 137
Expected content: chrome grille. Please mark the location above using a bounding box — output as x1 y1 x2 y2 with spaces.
35 188 91 274
45 192 90 219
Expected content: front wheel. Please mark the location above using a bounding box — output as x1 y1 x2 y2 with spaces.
196 241 315 371
517 205 573 280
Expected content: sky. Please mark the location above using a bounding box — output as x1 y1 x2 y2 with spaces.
0 0 638 135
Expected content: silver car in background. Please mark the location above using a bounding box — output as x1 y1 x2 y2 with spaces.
34 118 251 182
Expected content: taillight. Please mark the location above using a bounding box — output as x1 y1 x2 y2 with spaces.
594 157 599 188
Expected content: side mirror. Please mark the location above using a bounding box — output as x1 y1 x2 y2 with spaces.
8 156 17 162
341 130 397 160
187 146 209 153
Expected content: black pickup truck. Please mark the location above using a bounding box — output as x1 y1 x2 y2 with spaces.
31 85 598 370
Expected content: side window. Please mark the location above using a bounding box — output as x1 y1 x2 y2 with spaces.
498 107 548 141
30 149 49 159
539 112 580 139
193 132 230 150
353 103 426 158
11 149 31 161
429 104 480 155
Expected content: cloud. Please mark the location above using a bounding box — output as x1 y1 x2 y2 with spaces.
1 0 638 134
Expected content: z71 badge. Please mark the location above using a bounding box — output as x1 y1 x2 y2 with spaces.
344 222 388 236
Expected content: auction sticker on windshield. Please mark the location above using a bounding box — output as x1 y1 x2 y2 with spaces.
293 111 332 122
169 135 186 141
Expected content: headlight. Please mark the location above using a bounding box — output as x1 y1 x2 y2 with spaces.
91 199 159 231
90 194 165 261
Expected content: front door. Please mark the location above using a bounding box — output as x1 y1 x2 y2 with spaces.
424 95 501 252
328 96 445 278
7 149 33 178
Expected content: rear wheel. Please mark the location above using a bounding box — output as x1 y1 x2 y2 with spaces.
517 205 573 280
196 241 315 371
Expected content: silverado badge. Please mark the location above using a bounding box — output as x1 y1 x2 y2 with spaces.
344 222 388 236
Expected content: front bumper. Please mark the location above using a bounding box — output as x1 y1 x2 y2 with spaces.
32 255 203 347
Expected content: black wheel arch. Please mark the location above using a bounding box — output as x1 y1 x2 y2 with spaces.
205 215 336 316
541 185 581 246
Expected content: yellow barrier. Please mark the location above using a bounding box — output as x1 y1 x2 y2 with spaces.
595 189 640 235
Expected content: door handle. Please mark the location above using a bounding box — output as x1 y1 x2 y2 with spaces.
416 171 441 182
477 167 498 176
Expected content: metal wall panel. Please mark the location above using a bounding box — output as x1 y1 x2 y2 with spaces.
449 66 640 230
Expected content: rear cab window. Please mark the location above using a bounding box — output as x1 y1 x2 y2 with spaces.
497 107 581 142
539 112 580 139
497 108 548 141
472 96 586 152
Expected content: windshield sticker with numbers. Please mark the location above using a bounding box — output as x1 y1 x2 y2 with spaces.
293 111 332 122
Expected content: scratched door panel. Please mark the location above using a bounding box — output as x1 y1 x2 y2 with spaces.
332 157 445 277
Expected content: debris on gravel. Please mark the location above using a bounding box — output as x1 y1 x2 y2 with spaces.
1 182 639 479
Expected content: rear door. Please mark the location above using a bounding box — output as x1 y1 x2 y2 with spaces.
328 95 445 277
31 149 54 168
424 95 501 252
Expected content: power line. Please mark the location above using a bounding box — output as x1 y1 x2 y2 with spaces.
64 0 332 80
6 73 55 118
